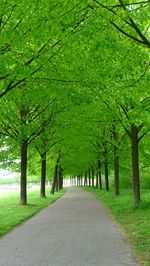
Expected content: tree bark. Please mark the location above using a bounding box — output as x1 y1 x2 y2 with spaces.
84 172 88 186
55 178 59 191
97 159 102 189
58 167 63 190
51 157 59 194
104 159 109 191
96 173 98 188
77 176 79 186
114 154 119 196
91 166 95 187
88 168 91 187
131 124 140 206
20 140 28 205
40 152 46 198
113 127 120 196
79 176 81 186
81 174 83 186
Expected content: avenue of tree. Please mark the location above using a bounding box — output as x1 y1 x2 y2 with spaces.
0 0 150 207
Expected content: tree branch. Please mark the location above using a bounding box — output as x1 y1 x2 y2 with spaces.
0 78 26 99
110 21 146 46
110 1 150 8
138 130 149 142
119 0 150 46
119 104 130 120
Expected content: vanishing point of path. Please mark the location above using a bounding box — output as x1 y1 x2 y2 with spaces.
0 188 140 266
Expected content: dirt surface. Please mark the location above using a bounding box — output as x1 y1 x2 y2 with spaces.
0 188 140 266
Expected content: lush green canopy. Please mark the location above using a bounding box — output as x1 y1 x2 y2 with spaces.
0 0 150 206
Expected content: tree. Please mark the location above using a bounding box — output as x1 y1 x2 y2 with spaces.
0 84 57 204
92 0 150 49
0 0 150 208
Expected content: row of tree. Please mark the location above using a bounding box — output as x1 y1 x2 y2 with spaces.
0 0 150 207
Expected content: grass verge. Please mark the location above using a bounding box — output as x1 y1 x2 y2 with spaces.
0 187 66 237
85 187 150 266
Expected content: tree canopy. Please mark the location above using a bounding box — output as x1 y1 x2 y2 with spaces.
0 0 150 206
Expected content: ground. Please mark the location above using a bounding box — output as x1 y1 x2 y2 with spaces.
0 188 139 266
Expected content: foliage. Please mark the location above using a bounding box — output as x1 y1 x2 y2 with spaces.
0 1 150 205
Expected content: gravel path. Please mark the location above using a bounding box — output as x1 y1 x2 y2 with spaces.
0 188 139 266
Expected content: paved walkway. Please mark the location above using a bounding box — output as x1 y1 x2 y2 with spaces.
0 188 139 266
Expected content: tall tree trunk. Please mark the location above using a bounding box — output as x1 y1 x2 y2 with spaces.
75 176 77 186
51 157 59 194
55 171 59 192
79 175 81 186
113 127 120 196
88 168 91 187
77 176 79 186
58 166 63 190
131 124 140 206
97 159 102 190
114 154 119 196
104 159 109 191
96 173 98 188
96 171 99 188
81 174 83 186
84 172 88 186
91 166 95 187
40 152 46 198
20 140 28 205
51 167 57 194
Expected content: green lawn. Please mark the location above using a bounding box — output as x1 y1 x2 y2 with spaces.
85 188 150 266
0 187 66 237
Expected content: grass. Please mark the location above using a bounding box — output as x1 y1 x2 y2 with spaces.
85 187 150 266
0 187 66 237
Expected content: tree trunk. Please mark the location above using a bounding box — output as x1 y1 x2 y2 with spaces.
51 157 59 194
98 159 102 189
20 140 28 205
113 127 120 196
79 176 80 186
104 159 109 191
81 174 83 186
58 167 63 190
96 173 98 188
77 176 79 186
51 167 57 194
96 171 99 188
91 166 95 187
55 170 59 192
84 172 88 186
78 176 80 186
131 124 140 206
40 152 46 198
88 168 91 187
114 154 119 196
